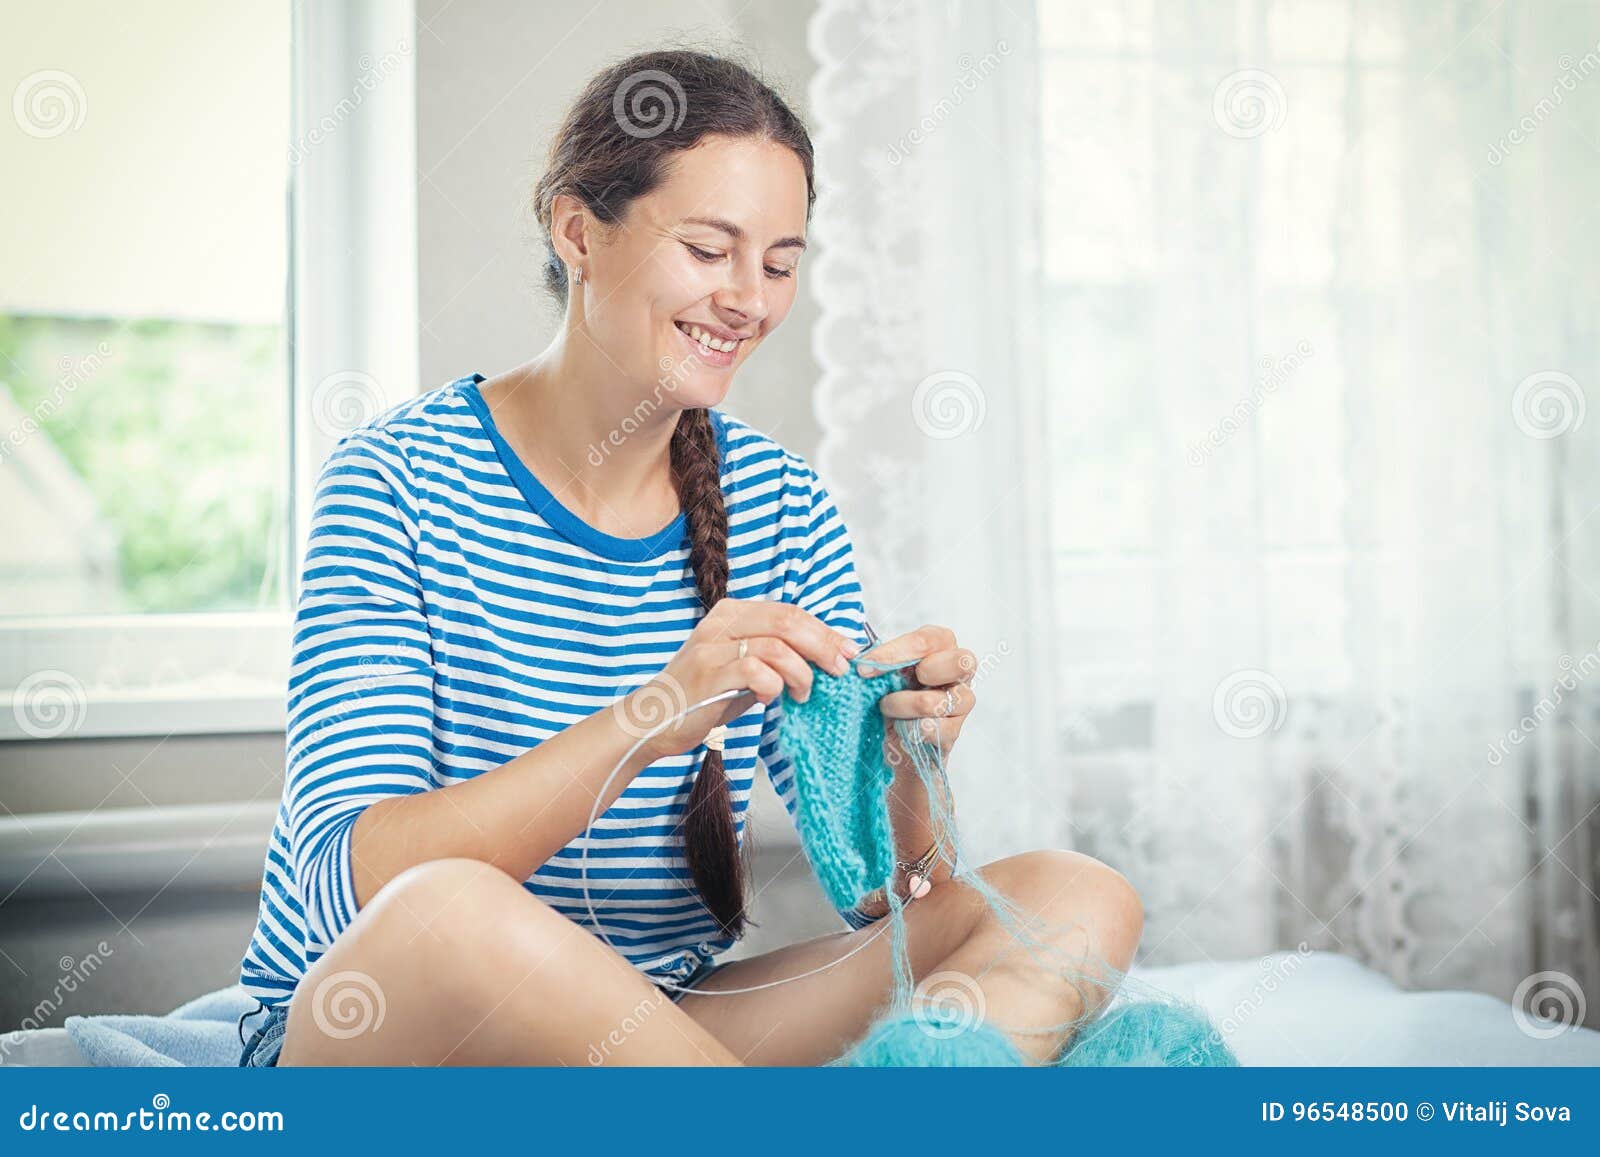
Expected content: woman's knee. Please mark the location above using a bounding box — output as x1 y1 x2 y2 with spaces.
323 858 559 987
368 857 529 932
981 848 1144 947
284 860 566 1051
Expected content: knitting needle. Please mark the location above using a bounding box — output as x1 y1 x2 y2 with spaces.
857 620 889 676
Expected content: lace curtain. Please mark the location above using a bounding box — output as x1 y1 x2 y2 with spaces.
808 0 1599 1022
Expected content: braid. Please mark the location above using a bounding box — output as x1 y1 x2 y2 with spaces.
670 408 749 939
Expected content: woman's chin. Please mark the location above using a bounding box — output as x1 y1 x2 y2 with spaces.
667 373 736 411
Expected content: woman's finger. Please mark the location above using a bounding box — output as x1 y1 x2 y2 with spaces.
710 598 859 676
914 647 978 687
877 683 975 721
721 651 787 705
734 636 814 703
855 624 957 677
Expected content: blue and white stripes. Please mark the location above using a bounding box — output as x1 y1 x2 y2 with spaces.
240 374 872 1007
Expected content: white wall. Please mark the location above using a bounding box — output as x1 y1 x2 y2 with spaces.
414 0 822 455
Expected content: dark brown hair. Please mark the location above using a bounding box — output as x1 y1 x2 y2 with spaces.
533 50 815 940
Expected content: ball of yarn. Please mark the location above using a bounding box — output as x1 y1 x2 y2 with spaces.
1057 999 1239 1067
837 1011 1026 1067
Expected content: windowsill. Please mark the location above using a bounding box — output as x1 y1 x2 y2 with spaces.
0 613 289 741
0 685 286 741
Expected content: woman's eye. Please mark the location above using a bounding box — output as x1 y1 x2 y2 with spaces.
764 266 794 280
686 244 724 263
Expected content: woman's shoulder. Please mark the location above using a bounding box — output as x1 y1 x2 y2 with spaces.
321 374 483 469
353 374 479 443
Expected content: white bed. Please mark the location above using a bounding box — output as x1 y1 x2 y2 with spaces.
2 951 1595 1066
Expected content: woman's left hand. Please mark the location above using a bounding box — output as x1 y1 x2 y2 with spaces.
859 624 978 760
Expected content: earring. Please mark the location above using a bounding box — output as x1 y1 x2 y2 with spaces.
571 266 584 285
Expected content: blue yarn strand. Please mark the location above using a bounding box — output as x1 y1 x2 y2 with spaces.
777 652 1239 1068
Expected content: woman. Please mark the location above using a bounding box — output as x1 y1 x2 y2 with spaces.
237 49 1143 1067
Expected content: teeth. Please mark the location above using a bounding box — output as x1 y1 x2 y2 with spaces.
684 323 738 354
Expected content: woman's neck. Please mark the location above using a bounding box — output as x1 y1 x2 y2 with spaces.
481 337 682 536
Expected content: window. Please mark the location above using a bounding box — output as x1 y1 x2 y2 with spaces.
1 1 417 738
1 2 292 618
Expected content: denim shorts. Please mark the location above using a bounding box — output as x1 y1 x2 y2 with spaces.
238 1003 290 1068
237 956 726 1067
654 954 727 1001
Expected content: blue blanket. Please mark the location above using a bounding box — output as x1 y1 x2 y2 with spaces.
65 985 262 1068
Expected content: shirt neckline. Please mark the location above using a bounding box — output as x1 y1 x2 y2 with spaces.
457 373 726 563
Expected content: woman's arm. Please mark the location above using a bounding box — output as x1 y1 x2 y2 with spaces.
284 431 858 946
348 695 655 906
347 597 859 908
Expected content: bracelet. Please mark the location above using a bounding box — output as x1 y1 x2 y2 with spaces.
896 835 942 896
850 827 950 918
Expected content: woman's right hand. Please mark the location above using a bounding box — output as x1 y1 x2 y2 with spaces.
615 598 863 760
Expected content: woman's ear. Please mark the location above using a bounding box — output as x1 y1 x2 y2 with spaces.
549 192 592 275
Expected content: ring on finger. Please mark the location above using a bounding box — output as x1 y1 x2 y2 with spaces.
942 687 956 716
737 638 748 661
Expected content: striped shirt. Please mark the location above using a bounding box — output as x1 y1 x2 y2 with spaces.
239 373 877 1008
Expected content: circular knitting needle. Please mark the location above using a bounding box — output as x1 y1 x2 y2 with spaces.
581 687 901 996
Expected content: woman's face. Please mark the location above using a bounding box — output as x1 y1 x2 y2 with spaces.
577 134 809 410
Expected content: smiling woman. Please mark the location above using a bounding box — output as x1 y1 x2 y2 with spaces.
237 48 1143 1069
530 58 811 399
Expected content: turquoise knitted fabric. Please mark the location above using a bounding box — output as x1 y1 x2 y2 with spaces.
831 1003 1235 1068
836 1012 1026 1067
774 654 1238 1068
775 662 907 915
1056 998 1239 1068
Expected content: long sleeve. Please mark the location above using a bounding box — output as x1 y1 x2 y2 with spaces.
757 461 884 929
282 430 436 952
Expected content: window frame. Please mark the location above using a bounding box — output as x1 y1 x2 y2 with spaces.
0 0 418 741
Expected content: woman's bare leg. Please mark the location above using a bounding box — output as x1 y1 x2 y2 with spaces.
276 858 742 1066
674 849 1143 1065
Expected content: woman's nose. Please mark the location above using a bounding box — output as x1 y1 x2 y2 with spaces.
713 259 768 324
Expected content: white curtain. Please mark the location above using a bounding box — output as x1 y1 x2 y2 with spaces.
808 0 1599 1023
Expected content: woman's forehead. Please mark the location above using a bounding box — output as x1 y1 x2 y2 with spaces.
647 137 809 241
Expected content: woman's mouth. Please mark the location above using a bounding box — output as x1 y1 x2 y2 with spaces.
674 321 744 368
